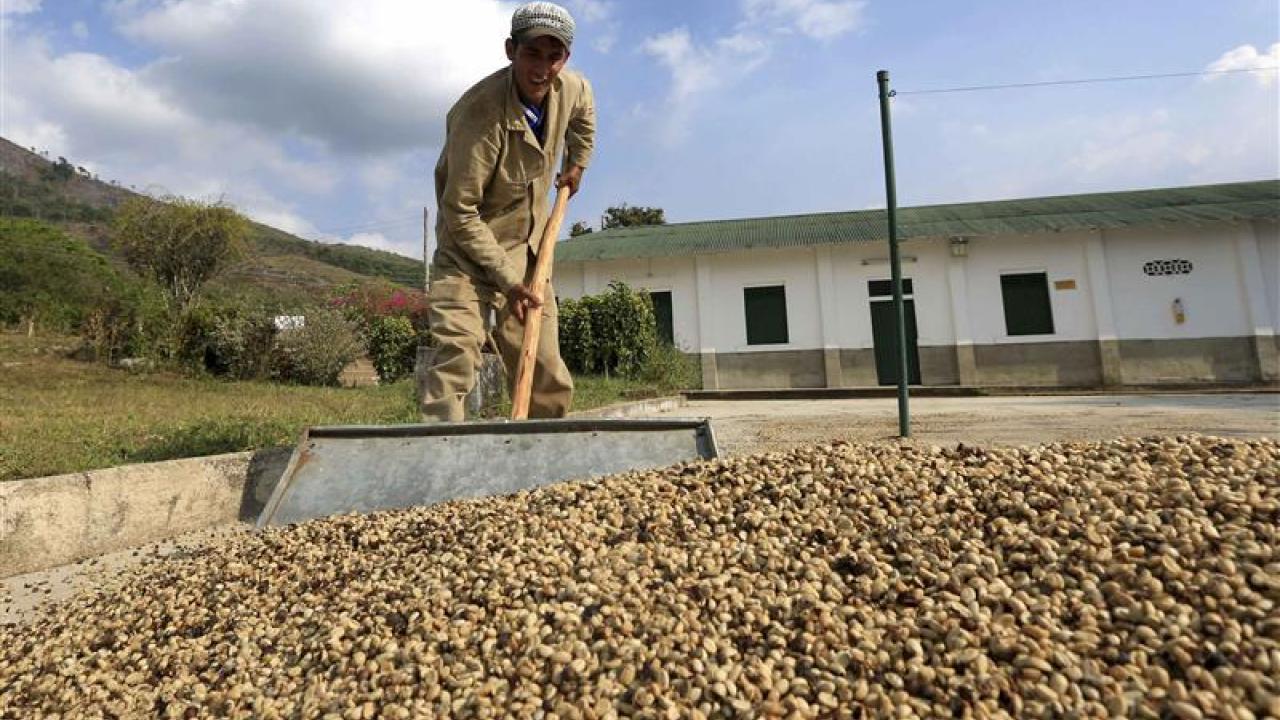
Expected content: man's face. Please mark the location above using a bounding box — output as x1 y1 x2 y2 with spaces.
505 34 569 105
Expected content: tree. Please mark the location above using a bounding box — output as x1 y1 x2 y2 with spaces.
111 195 249 310
602 203 665 229
569 220 594 237
41 156 76 183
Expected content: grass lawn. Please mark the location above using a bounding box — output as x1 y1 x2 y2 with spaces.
0 334 671 481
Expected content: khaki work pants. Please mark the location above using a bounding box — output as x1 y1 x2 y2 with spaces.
421 248 573 422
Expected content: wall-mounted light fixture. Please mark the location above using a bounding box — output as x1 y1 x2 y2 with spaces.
949 236 969 257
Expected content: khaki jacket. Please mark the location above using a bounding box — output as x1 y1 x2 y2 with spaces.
433 66 595 294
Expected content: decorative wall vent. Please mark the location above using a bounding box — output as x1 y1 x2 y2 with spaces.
1143 259 1193 276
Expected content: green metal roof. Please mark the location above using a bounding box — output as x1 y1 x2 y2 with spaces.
555 179 1280 263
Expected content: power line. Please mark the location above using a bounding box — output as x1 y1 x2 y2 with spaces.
893 65 1279 96
312 216 420 235
315 217 420 234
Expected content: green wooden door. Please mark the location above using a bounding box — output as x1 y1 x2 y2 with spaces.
649 291 674 345
870 299 921 386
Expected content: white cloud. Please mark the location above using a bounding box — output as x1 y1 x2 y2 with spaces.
921 76 1279 205
642 28 770 141
743 0 867 40
717 32 770 58
50 51 188 139
353 149 437 220
640 0 862 144
0 31 346 238
564 0 610 24
71 21 89 40
0 0 40 16
360 159 405 194
0 0 527 263
888 94 917 118
1068 110 1185 175
2 35 187 161
1206 42 1280 86
592 34 617 54
6 121 65 155
1062 104 1265 187
248 206 315 237
644 29 706 100
347 232 404 255
332 228 422 258
559 0 616 53
115 0 513 153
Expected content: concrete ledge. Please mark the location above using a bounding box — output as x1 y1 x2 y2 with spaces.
0 448 289 578
686 387 983 400
0 396 689 578
570 395 687 418
685 383 1280 401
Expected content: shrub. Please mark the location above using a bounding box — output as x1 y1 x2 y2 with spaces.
558 281 665 381
330 280 431 381
366 315 417 383
556 282 700 390
173 303 219 369
271 308 363 386
638 341 701 392
207 311 277 380
594 282 658 378
173 302 279 379
330 281 430 334
557 296 596 374
78 284 170 364
557 281 658 379
80 299 140 364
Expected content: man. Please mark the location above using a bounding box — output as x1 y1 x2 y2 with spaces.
422 2 595 422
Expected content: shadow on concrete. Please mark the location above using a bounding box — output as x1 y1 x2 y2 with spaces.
238 447 292 523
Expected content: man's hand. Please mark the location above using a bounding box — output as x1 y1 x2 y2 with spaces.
556 164 585 197
506 283 543 323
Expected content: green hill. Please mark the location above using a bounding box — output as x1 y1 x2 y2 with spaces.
0 218 131 330
251 223 423 287
0 136 424 304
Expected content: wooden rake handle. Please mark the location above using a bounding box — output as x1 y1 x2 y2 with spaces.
510 185 571 420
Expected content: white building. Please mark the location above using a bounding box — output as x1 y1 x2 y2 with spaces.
553 180 1280 389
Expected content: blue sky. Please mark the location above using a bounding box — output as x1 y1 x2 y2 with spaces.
2 0 1277 261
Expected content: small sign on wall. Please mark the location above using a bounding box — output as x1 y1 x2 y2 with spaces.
1053 279 1077 290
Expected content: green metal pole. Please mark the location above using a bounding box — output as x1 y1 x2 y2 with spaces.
877 69 910 438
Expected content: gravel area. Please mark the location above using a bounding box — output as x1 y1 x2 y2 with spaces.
2 434 1277 719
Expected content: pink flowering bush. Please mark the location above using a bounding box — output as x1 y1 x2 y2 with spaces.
330 281 430 383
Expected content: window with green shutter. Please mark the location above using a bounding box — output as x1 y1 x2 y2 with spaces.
1001 272 1055 336
744 285 789 345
